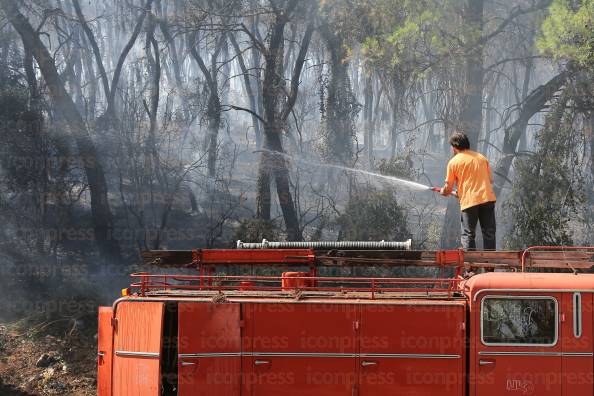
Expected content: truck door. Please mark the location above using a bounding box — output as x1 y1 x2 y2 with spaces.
358 303 466 396
475 294 561 396
561 292 593 396
246 303 357 395
97 307 113 396
178 303 241 396
112 301 165 396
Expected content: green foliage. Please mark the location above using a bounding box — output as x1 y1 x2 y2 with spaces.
233 219 278 243
538 0 594 65
337 190 411 241
358 0 461 77
505 101 585 249
374 155 418 180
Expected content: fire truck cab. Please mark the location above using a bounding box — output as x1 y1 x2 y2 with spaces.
465 272 594 396
97 247 594 396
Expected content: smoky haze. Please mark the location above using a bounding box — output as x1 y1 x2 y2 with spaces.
0 0 592 320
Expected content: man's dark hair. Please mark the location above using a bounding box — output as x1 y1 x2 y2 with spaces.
449 132 470 150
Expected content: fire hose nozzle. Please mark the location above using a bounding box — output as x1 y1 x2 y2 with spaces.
431 187 458 198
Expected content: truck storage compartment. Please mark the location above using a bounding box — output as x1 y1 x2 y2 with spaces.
112 301 164 396
246 303 358 395
176 301 466 396
359 302 466 396
178 303 241 396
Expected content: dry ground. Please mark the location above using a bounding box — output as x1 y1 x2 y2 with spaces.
0 319 96 396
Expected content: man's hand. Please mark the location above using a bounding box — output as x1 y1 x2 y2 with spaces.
440 182 452 197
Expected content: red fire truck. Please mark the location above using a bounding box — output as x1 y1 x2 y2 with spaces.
97 242 594 396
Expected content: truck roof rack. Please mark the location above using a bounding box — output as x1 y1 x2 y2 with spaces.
129 245 594 299
141 245 594 272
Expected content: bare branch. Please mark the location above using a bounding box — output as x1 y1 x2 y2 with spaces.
189 33 216 92
107 0 154 115
281 20 314 122
240 22 267 55
71 0 110 100
476 0 553 48
222 104 267 125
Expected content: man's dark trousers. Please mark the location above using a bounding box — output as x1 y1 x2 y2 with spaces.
461 201 496 250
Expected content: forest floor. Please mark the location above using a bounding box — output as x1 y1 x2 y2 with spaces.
0 318 96 396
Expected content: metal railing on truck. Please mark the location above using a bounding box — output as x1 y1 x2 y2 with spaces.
131 245 594 299
129 272 463 299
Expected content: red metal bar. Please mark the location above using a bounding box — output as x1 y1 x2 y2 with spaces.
208 266 214 287
138 272 149 297
131 273 457 282
129 273 461 297
198 263 205 289
521 246 594 272
435 249 465 267
309 266 317 287
193 249 315 264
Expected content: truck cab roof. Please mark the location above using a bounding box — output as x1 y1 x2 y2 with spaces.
463 272 594 300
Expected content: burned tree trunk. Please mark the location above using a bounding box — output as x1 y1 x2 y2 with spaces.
230 33 262 147
492 71 570 196
206 95 222 177
459 0 485 146
257 6 289 229
363 75 374 165
253 1 315 241
190 35 224 178
441 0 485 249
1 0 120 259
145 15 161 178
106 0 153 117
320 25 357 164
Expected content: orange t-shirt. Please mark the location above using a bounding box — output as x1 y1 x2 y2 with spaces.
446 150 496 210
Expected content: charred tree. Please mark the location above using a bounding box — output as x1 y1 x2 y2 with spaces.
363 75 374 164
319 23 357 165
1 0 121 259
230 33 262 147
251 0 315 241
441 0 485 249
458 0 485 145
106 0 153 118
76 0 153 134
492 70 570 196
190 35 225 178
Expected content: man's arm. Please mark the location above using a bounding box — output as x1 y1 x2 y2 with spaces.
441 161 455 196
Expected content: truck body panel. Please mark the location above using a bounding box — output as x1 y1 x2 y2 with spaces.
100 251 594 395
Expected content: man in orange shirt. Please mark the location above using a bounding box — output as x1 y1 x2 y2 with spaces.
440 132 497 250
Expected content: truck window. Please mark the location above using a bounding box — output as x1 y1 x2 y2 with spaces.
481 296 557 346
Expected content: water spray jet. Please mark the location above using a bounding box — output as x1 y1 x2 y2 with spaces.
254 149 458 197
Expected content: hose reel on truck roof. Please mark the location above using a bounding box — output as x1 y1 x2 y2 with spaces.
236 239 413 250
